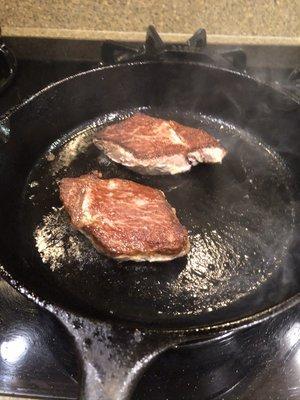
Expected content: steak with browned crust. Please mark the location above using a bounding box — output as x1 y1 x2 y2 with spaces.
59 172 190 262
94 113 227 175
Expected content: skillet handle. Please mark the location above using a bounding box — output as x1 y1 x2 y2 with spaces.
55 308 187 400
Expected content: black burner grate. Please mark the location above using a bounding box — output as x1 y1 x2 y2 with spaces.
101 25 247 70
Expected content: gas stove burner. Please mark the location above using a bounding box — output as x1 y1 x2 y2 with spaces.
0 40 17 94
101 25 247 70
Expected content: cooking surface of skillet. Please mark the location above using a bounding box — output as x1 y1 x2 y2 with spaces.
0 61 299 329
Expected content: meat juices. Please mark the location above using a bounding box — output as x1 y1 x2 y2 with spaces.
59 173 190 262
94 113 227 175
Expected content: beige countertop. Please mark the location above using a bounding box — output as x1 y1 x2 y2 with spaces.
0 0 299 45
0 397 37 399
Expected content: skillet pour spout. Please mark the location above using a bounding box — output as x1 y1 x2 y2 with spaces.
55 309 187 400
53 297 299 400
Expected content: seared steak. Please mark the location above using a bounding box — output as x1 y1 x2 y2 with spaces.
94 113 227 175
59 172 190 261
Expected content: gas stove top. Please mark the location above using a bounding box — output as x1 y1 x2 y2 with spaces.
0 31 299 399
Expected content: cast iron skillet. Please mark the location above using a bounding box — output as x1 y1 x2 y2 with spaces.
0 59 299 399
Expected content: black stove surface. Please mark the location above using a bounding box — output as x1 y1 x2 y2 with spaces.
0 38 299 400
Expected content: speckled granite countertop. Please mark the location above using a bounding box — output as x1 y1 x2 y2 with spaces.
0 397 36 400
0 0 299 45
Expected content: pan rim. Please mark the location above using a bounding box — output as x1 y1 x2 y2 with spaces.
0 59 299 125
0 263 299 332
0 59 299 331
